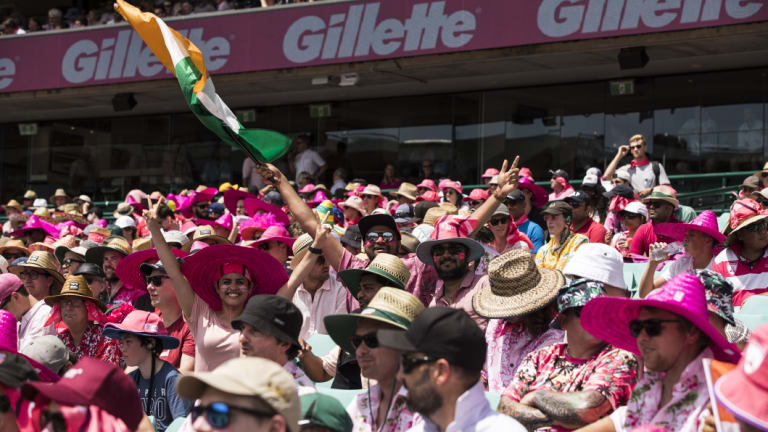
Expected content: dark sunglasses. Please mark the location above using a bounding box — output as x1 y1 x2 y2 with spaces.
646 202 666 209
61 258 85 268
2 252 23 261
401 354 437 374
195 203 209 209
469 200 484 206
146 275 170 286
629 144 643 150
628 318 683 338
745 221 768 233
362 194 378 200
619 212 640 219
365 232 395 243
431 244 465 257
489 217 509 226
350 332 379 349
191 402 275 429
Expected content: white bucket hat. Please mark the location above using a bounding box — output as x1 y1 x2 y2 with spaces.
562 243 627 290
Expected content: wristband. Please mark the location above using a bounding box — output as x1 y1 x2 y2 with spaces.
308 246 323 255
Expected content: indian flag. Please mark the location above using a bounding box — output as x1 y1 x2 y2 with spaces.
114 0 291 163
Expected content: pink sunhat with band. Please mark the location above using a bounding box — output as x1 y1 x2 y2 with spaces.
416 179 437 193
177 187 217 218
439 180 463 195
222 188 252 215
517 177 548 208
464 189 488 202
581 272 741 364
115 248 188 292
715 323 768 430
243 197 290 226
181 244 289 311
250 226 296 250
0 310 59 382
654 210 726 244
10 215 60 240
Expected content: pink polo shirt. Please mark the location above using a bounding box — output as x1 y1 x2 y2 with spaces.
429 271 489 332
629 216 679 256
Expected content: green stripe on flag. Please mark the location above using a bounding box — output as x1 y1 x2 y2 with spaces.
174 56 291 163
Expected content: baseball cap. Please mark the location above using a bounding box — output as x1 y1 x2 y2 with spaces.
22 357 144 430
377 307 486 371
506 190 525 202
177 357 300 432
0 352 39 388
615 168 631 181
551 279 606 329
114 216 136 229
603 184 635 199
621 201 649 220
548 169 569 181
139 261 166 277
0 273 22 304
492 203 509 217
586 167 602 177
564 191 590 205
541 201 573 217
208 202 226 216
232 295 303 349
162 230 190 247
394 203 416 224
20 335 69 375
340 225 362 249
299 393 353 432
582 174 600 187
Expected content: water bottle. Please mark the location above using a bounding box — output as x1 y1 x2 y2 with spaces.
650 241 683 262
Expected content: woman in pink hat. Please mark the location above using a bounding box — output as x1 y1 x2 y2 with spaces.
249 225 296 267
416 179 437 196
360 184 385 215
611 201 648 259
338 196 366 227
439 180 463 209
639 210 725 298
146 202 324 372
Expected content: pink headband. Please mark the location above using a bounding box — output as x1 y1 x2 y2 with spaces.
216 263 253 282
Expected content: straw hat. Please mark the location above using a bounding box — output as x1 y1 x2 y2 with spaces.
112 202 135 219
423 207 448 226
48 188 70 203
54 244 87 265
290 233 314 270
753 161 768 177
472 249 565 319
324 287 424 353
400 232 420 254
85 236 133 264
392 183 418 201
182 225 231 252
0 239 29 257
3 200 23 213
44 274 105 311
438 202 458 214
132 238 151 251
338 196 366 216
8 251 64 294
642 185 679 208
23 190 37 200
361 185 382 197
338 253 410 297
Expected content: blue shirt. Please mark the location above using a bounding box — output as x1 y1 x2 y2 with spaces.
130 361 192 432
519 220 545 253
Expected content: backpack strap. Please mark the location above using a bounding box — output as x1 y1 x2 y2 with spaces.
652 161 661 186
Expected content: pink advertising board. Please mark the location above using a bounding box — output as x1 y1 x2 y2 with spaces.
0 0 766 93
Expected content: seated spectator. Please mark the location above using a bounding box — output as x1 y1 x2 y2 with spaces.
44 8 63 30
472 250 566 392
603 184 637 236
466 189 488 211
549 169 575 201
506 190 545 253
639 210 724 297
377 307 527 431
324 288 424 430
566 191 607 244
713 198 768 306
7 250 62 347
498 279 638 430
44 275 122 366
251 225 295 267
485 204 532 255
177 357 300 432
563 243 630 297
609 201 647 259
536 201 588 271
340 225 362 256
232 295 315 391
629 185 680 256
482 168 500 185
581 171 608 224
440 180 464 209
578 273 741 432
416 179 437 197
103 310 192 431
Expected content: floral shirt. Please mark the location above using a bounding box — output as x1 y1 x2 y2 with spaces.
483 320 564 393
609 348 713 432
535 232 589 271
347 384 415 432
57 322 123 367
504 343 638 432
284 361 316 395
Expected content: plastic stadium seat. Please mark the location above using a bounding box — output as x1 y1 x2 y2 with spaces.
735 295 768 331
307 333 337 357
623 262 646 292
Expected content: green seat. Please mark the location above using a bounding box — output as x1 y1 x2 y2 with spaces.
623 262 647 292
485 392 501 410
319 388 363 409
307 333 338 357
717 212 730 232
735 295 768 331
164 417 186 432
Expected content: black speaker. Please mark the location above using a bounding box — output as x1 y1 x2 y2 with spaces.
112 93 137 112
618 47 649 70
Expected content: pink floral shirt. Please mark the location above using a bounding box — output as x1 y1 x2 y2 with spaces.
483 320 564 393
57 323 123 367
610 348 713 432
346 384 415 432
504 343 638 432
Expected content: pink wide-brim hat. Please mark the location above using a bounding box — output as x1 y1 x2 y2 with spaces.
181 244 288 311
125 189 147 213
581 272 741 364
177 188 217 218
0 310 59 382
517 177 548 208
715 323 768 430
481 168 499 179
249 226 296 249
115 248 188 292
298 184 316 194
222 189 252 215
338 196 367 216
415 179 437 192
243 197 290 226
655 210 726 244
10 215 60 239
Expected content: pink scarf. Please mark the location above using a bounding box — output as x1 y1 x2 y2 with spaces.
630 157 650 169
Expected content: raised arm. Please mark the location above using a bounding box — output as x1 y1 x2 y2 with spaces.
638 242 669 298
256 163 344 269
603 146 629 181
497 396 552 431
274 220 330 299
471 156 520 234
228 218 239 244
145 199 195 319
527 390 613 430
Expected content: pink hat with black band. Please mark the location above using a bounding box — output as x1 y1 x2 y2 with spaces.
715 323 768 430
581 272 741 364
439 180 463 195
465 189 488 202
115 248 188 292
481 168 499 179
103 310 180 349
415 215 484 266
654 210 726 244
243 197 290 226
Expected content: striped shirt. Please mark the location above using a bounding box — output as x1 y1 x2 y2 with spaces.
712 245 768 306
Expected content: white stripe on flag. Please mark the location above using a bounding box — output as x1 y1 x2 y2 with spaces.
156 18 187 66
197 77 241 134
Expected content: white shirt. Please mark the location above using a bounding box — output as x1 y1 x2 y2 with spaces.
292 276 347 341
18 300 55 348
408 382 526 432
659 254 714 282
294 149 325 183
620 161 670 192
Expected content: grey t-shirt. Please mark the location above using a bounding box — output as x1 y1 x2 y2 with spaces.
621 161 670 192
130 361 192 431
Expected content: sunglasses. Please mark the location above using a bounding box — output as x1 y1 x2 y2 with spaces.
628 318 683 338
191 402 275 429
350 332 379 349
431 244 465 257
365 232 395 243
146 275 170 286
362 194 378 200
61 258 85 268
19 271 46 280
646 202 666 209
2 253 23 261
619 212 640 219
629 145 643 150
744 221 768 233
469 200 484 206
195 203 209 209
489 217 509 226
401 354 437 374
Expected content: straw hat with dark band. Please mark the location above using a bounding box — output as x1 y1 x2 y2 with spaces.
472 249 564 319
8 251 64 294
85 236 133 265
337 253 410 297
44 274 105 311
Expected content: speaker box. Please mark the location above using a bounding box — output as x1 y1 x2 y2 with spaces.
112 93 137 112
618 47 649 70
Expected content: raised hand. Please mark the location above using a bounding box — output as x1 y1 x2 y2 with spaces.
493 155 520 200
617 145 630 157
255 162 286 187
143 197 163 228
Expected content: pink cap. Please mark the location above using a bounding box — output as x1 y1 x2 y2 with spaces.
465 189 489 202
481 168 499 179
189 241 210 252
103 310 179 349
439 180 463 195
0 274 22 304
519 167 534 181
415 179 437 192
415 191 440 203
213 212 234 232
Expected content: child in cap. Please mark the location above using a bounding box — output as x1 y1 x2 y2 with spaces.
103 310 191 431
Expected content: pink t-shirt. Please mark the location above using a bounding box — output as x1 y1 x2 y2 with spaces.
186 295 241 372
